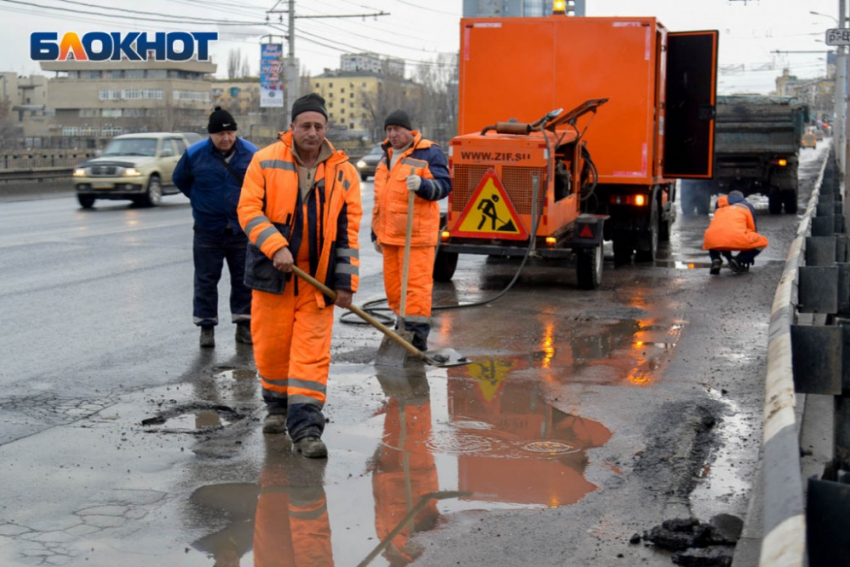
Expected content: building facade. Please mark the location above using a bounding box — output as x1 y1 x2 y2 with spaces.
311 71 423 142
39 60 215 140
462 0 585 17
341 53 405 77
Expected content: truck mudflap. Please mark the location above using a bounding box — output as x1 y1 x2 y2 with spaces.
572 214 608 247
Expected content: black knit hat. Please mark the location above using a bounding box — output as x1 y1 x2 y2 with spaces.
384 109 412 131
291 93 328 121
207 106 237 134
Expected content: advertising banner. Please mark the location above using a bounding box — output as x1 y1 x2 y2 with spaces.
260 43 283 108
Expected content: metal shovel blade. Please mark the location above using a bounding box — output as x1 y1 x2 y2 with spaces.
422 347 472 368
375 330 416 367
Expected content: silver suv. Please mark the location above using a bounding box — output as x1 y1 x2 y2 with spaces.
73 132 201 209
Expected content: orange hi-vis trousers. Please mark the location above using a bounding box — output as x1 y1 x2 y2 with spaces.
254 472 333 566
381 244 435 325
251 264 334 410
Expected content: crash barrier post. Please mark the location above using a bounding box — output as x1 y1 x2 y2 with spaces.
761 149 850 567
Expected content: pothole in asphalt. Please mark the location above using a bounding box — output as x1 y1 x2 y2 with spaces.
140 402 246 434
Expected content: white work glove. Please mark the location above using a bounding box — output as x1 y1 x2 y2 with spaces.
406 175 421 192
373 241 382 254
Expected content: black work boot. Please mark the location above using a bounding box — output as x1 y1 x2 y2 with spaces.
199 326 215 348
262 413 287 434
235 322 252 345
709 259 722 275
292 436 328 458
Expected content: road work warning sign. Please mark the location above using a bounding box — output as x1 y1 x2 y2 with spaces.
452 168 528 240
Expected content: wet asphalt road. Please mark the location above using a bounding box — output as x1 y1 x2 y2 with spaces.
0 142 830 567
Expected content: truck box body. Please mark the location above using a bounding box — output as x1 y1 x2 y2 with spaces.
680 95 808 215
715 96 806 156
458 17 716 187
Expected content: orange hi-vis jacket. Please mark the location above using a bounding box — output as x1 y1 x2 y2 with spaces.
702 196 769 252
238 131 362 308
372 131 451 247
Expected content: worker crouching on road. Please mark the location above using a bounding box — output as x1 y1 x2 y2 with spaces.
237 93 362 458
173 107 258 349
371 110 452 351
702 190 769 275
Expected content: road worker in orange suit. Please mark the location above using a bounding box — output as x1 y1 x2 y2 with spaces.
703 190 769 275
254 437 334 567
238 93 362 458
370 367 440 564
371 110 452 351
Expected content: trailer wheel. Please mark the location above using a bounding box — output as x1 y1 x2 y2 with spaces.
768 190 783 215
783 191 798 214
576 245 603 290
433 250 458 282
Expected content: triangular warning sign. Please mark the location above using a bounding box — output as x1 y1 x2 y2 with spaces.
467 359 513 403
578 224 594 239
452 168 529 240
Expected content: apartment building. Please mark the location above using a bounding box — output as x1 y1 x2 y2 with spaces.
39 59 216 138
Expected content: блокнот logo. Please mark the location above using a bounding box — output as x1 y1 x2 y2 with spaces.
31 32 218 61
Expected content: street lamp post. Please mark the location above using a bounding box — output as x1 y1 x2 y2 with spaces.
813 6 847 173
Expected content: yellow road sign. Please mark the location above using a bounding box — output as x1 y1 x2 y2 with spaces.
452 168 528 240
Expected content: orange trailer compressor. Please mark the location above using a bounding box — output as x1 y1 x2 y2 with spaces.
434 14 718 287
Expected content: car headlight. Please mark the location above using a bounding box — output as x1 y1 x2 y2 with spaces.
73 168 87 177
357 160 366 169
122 168 142 177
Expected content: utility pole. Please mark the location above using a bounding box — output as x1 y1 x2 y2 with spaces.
266 1 389 120
838 0 847 174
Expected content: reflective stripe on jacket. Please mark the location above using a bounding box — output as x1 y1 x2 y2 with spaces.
702 198 769 251
237 131 362 306
372 132 451 247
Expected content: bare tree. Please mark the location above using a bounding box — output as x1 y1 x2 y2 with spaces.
360 77 420 143
241 54 251 78
415 53 459 147
227 48 243 80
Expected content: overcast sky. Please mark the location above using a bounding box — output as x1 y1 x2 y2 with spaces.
0 0 843 94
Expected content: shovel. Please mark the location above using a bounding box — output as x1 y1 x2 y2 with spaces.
290 265 470 368
376 179 417 366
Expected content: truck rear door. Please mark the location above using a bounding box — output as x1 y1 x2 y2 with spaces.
663 31 718 179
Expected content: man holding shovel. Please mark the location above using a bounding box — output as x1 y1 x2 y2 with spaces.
371 110 452 352
238 93 362 458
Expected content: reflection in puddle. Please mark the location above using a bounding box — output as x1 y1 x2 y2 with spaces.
184 313 686 565
445 360 611 508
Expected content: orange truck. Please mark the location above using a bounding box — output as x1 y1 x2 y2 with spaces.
434 13 718 287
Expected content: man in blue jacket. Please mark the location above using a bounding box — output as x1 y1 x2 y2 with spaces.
173 107 258 348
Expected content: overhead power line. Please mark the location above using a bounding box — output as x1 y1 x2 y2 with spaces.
0 0 265 25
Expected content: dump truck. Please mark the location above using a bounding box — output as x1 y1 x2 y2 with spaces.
680 95 809 215
434 14 718 285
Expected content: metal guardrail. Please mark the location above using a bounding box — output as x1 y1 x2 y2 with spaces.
0 168 74 182
0 152 95 170
761 149 850 566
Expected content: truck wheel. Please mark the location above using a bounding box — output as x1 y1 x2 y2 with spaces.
783 191 798 214
768 191 782 215
636 205 659 262
77 195 95 209
433 250 458 282
613 233 633 266
143 175 162 207
576 246 603 290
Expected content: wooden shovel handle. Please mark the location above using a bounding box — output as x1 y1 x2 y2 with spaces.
290 265 422 359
